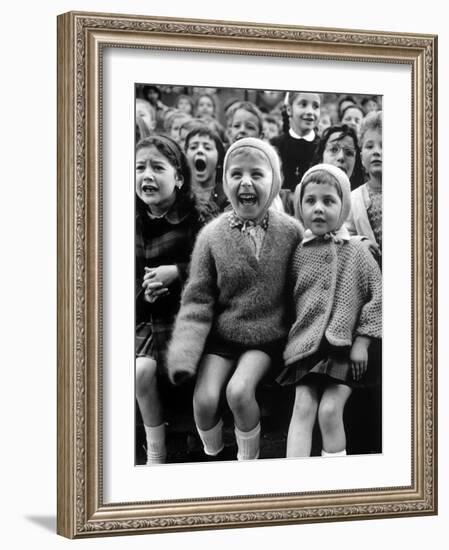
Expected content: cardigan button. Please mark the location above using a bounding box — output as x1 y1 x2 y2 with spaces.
323 280 331 290
325 253 333 263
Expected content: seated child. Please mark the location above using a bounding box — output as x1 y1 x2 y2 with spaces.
278 163 382 458
135 135 205 464
167 138 303 460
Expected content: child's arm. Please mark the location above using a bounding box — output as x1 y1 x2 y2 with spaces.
355 246 383 341
350 234 381 259
350 335 370 381
166 228 217 385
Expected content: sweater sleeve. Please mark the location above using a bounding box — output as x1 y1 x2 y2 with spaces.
166 227 217 384
355 247 382 340
175 262 189 283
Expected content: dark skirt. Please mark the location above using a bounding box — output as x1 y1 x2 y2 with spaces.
135 314 176 371
204 334 286 364
277 338 381 389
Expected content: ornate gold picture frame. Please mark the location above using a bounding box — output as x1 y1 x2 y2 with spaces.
57 11 437 538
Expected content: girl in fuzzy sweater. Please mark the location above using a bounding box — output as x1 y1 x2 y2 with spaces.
279 164 382 458
167 138 302 461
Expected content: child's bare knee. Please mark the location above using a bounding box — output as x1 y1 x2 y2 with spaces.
136 357 157 395
193 388 219 418
318 400 340 431
292 398 315 422
226 379 251 412
292 386 318 420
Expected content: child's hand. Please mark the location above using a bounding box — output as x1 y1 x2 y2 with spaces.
144 265 179 288
143 280 169 303
360 238 381 259
350 336 370 381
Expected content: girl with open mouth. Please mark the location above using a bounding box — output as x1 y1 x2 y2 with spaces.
167 138 303 462
135 135 207 465
185 126 228 214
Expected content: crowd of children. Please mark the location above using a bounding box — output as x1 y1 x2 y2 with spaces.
134 84 383 465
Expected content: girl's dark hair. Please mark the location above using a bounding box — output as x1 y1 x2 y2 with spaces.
281 103 290 134
337 95 356 118
135 134 196 210
184 125 225 184
361 95 379 109
340 103 364 123
301 170 343 201
314 124 365 190
142 85 161 101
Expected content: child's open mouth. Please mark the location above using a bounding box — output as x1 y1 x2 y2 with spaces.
194 158 207 172
239 194 257 205
142 184 158 193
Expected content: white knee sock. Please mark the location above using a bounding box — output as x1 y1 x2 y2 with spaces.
321 449 347 457
235 423 261 461
197 419 224 456
144 423 166 464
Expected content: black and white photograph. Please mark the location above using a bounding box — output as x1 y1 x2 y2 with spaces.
134 83 383 466
54 7 437 539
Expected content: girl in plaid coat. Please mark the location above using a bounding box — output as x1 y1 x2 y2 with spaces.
135 135 205 464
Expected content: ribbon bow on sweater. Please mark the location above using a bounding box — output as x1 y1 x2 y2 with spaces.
227 211 269 231
227 211 269 259
302 225 350 245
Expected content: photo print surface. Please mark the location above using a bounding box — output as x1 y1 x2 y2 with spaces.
134 82 383 466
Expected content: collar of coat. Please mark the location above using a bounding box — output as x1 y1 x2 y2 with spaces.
302 225 350 245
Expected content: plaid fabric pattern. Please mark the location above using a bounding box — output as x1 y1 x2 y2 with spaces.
277 340 352 386
277 338 380 388
136 318 175 365
135 198 202 362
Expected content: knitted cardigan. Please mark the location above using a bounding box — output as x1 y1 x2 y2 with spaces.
284 238 382 366
167 210 303 381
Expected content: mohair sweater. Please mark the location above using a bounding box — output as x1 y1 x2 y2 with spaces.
167 210 303 381
284 238 382 366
